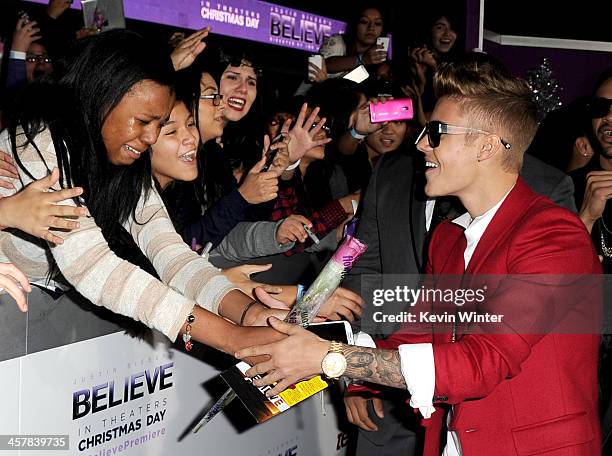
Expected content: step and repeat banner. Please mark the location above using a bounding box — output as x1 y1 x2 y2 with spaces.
27 0 346 53
0 291 350 456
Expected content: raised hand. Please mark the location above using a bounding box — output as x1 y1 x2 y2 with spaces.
286 103 332 162
579 170 612 233
362 44 387 65
238 150 279 204
0 168 87 244
170 27 210 71
353 99 386 136
11 17 40 53
264 134 291 176
411 45 437 69
308 59 328 83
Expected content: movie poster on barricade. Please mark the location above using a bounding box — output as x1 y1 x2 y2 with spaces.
1 330 348 456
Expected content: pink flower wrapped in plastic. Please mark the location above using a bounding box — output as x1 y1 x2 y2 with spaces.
285 235 367 326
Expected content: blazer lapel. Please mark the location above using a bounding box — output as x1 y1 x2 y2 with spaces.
465 178 533 274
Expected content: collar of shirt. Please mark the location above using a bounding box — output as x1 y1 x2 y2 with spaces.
451 185 515 268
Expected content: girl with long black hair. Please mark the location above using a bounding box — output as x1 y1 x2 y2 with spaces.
0 30 284 354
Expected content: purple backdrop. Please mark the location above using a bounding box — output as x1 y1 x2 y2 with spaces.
27 0 346 53
484 41 611 104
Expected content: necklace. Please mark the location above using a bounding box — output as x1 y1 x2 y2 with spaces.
600 219 612 258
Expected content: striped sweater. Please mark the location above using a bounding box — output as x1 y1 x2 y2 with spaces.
0 128 236 341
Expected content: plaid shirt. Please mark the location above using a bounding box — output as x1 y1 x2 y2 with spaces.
270 175 348 256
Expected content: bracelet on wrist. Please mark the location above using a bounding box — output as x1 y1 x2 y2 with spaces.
349 128 367 140
183 313 196 351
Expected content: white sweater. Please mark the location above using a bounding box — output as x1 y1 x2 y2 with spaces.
0 127 236 341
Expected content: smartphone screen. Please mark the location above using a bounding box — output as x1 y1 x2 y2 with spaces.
376 37 390 52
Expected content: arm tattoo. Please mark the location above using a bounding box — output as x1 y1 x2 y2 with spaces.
342 344 406 388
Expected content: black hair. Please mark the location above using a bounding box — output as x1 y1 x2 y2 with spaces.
307 79 364 141
6 29 175 237
175 44 262 214
343 3 387 53
302 80 365 208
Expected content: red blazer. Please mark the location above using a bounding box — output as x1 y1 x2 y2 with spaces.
376 178 602 455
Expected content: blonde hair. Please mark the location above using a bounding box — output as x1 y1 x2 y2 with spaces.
434 54 538 172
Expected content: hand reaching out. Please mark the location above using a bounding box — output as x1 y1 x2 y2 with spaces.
276 214 312 244
0 149 19 189
222 263 283 299
0 168 87 244
236 316 329 396
319 286 365 322
0 263 32 312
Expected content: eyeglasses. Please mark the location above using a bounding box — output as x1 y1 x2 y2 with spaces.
587 97 612 118
199 94 223 106
416 120 512 150
26 55 52 64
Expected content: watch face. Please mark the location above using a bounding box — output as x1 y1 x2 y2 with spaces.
321 352 347 378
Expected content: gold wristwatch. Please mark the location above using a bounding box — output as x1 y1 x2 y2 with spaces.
321 341 347 379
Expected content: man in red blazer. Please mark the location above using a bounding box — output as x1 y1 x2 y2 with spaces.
237 54 602 455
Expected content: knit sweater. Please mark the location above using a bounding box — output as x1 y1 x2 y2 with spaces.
0 128 236 341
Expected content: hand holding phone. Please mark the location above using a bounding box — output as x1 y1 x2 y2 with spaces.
376 36 389 53
370 98 414 123
307 54 323 82
261 134 285 172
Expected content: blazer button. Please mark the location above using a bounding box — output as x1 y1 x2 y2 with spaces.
432 395 448 401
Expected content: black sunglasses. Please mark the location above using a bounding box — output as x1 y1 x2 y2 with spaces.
587 97 612 118
416 120 512 149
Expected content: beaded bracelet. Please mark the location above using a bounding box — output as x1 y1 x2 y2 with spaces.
183 313 195 351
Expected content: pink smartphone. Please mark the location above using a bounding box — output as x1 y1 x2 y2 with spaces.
369 98 414 123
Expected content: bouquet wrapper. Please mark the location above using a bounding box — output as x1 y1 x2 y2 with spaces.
285 235 367 326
